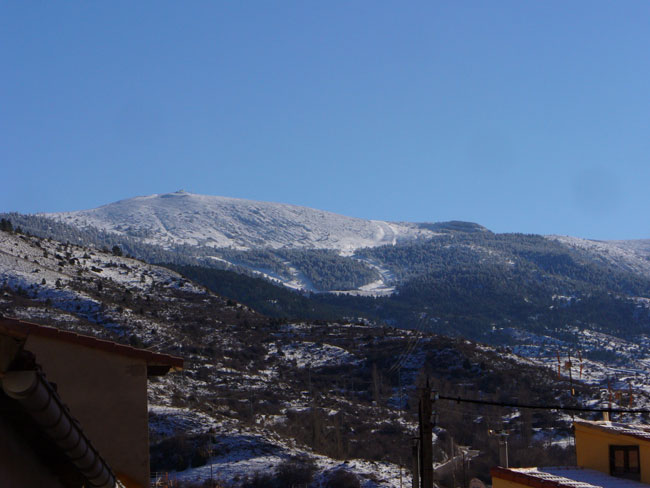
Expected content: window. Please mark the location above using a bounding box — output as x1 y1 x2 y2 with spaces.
610 445 640 481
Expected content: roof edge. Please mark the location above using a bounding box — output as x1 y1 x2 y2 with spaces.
0 317 183 370
574 420 650 444
491 467 575 488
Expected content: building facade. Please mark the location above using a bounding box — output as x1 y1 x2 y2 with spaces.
0 317 183 488
492 419 650 488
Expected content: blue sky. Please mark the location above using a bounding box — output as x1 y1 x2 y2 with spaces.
1 2 649 239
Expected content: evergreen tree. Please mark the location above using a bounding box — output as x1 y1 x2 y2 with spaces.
0 218 12 233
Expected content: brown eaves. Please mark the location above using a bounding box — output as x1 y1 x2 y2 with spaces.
0 317 183 374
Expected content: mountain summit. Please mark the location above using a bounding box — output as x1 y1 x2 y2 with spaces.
43 191 435 251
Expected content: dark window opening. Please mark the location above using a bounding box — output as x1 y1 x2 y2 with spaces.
610 445 641 481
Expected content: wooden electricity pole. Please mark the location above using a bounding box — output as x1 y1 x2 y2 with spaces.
412 438 420 488
418 378 434 488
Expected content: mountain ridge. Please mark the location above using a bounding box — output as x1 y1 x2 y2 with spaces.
4 192 650 299
42 191 438 252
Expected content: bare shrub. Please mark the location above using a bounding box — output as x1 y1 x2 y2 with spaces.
324 469 360 488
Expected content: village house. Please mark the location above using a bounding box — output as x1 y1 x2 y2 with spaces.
0 316 183 488
492 419 650 488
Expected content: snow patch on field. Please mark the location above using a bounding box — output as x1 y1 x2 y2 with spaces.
268 341 361 369
150 405 409 487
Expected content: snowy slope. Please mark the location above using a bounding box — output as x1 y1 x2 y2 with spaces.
43 191 434 251
0 229 206 337
548 235 650 278
0 231 412 486
3 229 613 485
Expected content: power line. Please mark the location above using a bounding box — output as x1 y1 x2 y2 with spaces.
437 395 650 414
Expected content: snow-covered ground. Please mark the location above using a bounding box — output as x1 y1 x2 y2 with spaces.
501 325 650 413
330 256 397 297
267 341 361 369
0 231 204 333
0 231 420 487
169 445 411 488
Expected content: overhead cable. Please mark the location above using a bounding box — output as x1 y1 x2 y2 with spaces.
437 395 650 414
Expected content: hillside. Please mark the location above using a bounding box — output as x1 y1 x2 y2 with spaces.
0 227 627 487
5 195 650 347
3 193 649 298
4 198 650 361
345 232 650 339
41 191 434 251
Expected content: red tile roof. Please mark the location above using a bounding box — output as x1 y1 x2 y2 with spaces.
0 317 183 370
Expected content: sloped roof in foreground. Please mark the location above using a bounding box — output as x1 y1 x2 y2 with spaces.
0 316 183 371
574 419 650 443
491 467 647 488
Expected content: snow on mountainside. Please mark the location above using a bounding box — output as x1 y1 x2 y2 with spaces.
548 235 650 278
0 230 415 486
3 228 646 484
43 191 434 251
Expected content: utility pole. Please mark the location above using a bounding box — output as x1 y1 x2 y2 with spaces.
399 367 403 410
308 365 312 397
568 350 574 396
489 429 510 468
418 378 435 488
459 446 480 488
249 388 254 420
462 448 467 488
207 447 214 488
412 438 420 488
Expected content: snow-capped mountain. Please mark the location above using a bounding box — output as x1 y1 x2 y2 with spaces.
13 192 650 299
3 208 650 485
43 191 435 252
